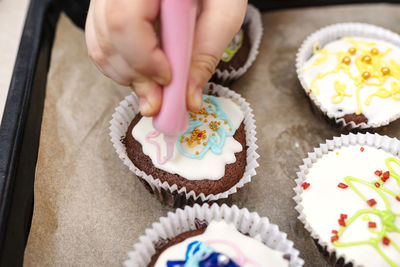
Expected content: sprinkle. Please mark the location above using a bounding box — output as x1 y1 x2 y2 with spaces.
336 152 339 155
234 99 238 103
332 230 338 235
371 48 379 55
338 183 348 189
374 182 381 188
396 196 400 202
301 182 310 190
208 105 212 108
338 218 346 227
195 151 199 155
199 117 203 120
367 199 377 207
204 119 208 122
229 128 232 131
331 235 339 243
362 71 371 79
340 214 348 219
360 147 365 152
224 120 228 124
212 133 215 136
348 47 356 55
382 171 390 180
383 237 390 246
368 222 377 228
203 142 207 146
375 170 382 176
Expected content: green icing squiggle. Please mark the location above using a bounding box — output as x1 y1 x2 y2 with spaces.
221 30 244 63
333 157 400 266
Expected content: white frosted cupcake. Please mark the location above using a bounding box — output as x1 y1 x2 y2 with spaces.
297 23 400 129
110 83 259 207
294 133 400 266
125 203 304 266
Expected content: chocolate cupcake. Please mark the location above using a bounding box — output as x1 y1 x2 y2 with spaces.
110 83 258 207
212 4 263 85
124 204 304 266
296 23 400 129
294 133 400 266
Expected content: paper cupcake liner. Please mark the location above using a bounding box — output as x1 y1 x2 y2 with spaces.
124 203 304 267
293 133 400 266
213 4 263 85
296 22 400 129
109 83 259 207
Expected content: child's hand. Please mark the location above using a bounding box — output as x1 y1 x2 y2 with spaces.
85 0 247 116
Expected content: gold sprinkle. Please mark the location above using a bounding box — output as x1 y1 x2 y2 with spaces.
348 47 356 55
199 117 203 120
381 67 391 75
203 142 207 146
342 56 351 65
212 133 215 136
195 151 199 155
362 71 371 79
362 55 372 64
224 120 228 124
204 119 208 122
229 128 232 131
371 48 379 55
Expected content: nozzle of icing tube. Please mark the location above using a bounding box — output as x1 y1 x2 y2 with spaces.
153 0 198 160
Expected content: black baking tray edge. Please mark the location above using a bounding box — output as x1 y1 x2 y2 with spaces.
0 0 399 266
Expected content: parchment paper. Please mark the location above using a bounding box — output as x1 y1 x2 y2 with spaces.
24 4 400 267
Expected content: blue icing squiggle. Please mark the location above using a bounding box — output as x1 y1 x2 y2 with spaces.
166 241 239 267
176 96 236 160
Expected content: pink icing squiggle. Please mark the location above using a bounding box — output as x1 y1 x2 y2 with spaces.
206 239 261 267
145 130 168 165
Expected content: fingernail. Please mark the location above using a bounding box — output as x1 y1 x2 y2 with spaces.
151 75 168 85
194 88 203 109
139 97 151 115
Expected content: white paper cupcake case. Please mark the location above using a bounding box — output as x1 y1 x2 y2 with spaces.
124 203 304 267
109 83 259 207
293 133 400 266
213 4 263 84
296 22 400 129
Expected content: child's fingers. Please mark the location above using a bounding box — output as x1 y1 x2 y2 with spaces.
187 0 247 111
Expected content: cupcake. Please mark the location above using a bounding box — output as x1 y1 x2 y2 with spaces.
211 4 263 85
294 133 400 266
109 83 259 207
124 203 304 266
296 23 400 129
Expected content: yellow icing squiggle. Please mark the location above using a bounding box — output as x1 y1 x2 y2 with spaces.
331 80 352 104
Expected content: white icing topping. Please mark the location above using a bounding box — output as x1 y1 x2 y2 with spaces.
301 146 400 267
303 37 400 124
154 220 289 267
132 96 244 180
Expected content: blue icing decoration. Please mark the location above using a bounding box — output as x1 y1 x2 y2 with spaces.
176 96 236 160
166 241 239 267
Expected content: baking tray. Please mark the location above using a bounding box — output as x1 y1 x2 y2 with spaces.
0 0 398 266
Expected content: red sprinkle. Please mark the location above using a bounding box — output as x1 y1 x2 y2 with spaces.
340 214 348 219
383 237 390 246
382 171 390 180
331 235 339 243
375 170 382 176
396 196 400 202
302 182 310 190
381 176 389 182
368 222 377 228
375 182 381 188
360 147 365 152
332 230 338 234
338 218 346 227
338 183 348 189
367 199 377 207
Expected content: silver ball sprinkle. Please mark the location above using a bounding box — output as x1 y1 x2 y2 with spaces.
217 254 230 265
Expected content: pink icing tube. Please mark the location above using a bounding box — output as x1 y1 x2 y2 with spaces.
152 0 198 159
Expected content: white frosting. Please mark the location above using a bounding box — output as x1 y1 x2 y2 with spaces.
154 220 289 267
132 96 244 180
303 37 400 125
301 146 400 266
